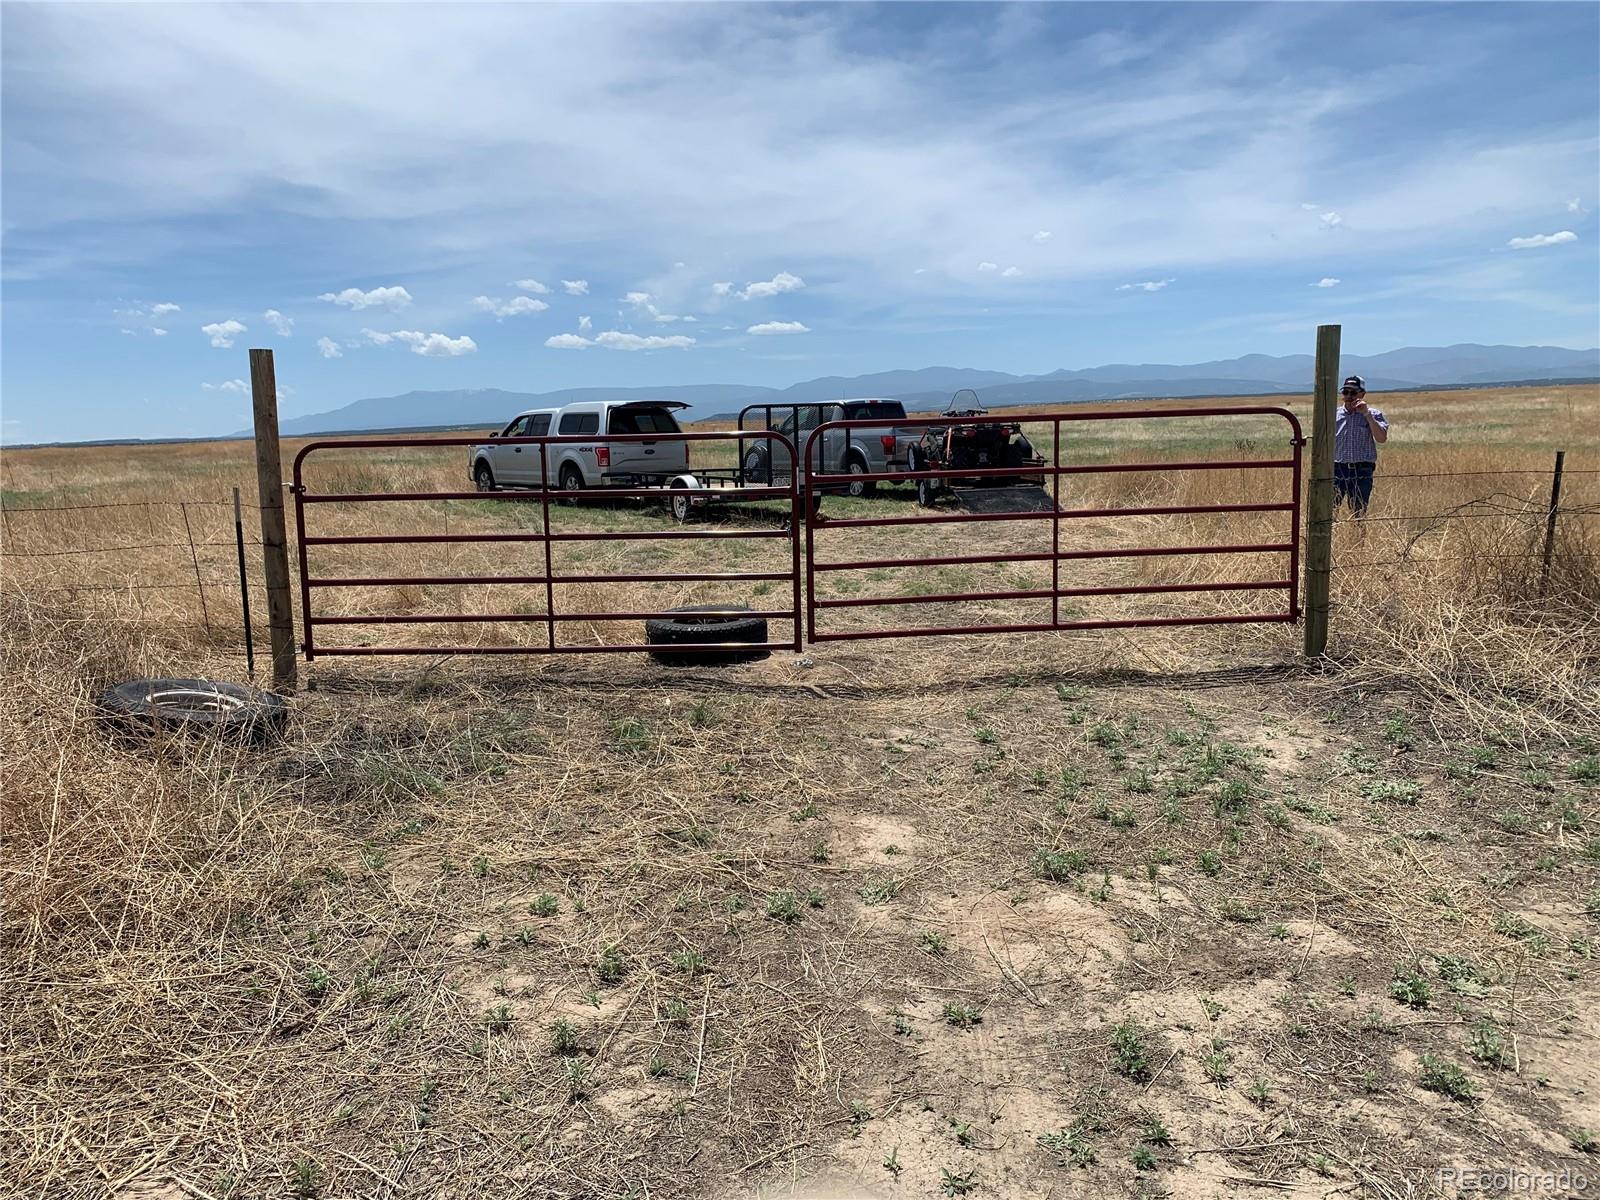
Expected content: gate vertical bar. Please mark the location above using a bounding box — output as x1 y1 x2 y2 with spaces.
1287 433 1303 621
1302 324 1340 657
1051 416 1061 627
1540 449 1566 592
250 348 297 689
788 435 803 651
541 442 556 650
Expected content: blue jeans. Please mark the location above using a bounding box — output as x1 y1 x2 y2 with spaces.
1334 461 1375 516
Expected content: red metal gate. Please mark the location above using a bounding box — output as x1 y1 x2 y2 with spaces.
291 430 801 659
801 406 1304 643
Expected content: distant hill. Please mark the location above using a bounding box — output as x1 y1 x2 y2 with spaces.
245 344 1598 437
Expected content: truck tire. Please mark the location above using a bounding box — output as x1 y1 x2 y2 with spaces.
743 447 770 485
98 678 289 740
474 461 496 491
559 463 584 506
845 454 876 499
644 604 770 664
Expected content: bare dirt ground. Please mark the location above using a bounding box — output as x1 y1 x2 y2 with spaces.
5 615 1597 1200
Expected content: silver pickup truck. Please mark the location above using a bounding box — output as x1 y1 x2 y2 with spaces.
738 399 920 498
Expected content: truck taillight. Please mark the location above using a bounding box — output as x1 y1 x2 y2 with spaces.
596 447 610 468
880 434 895 453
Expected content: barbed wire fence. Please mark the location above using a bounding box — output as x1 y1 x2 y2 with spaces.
0 497 266 647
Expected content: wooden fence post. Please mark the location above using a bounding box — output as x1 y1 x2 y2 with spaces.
1303 324 1340 658
250 349 297 691
1540 449 1566 592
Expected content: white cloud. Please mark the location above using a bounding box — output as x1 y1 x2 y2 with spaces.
201 378 248 394
1507 230 1577 249
1313 277 1341 288
361 328 477 355
151 327 168 336
392 330 477 356
1001 266 1022 277
593 330 695 350
473 294 550 318
1300 203 1320 212
711 281 733 296
578 315 592 331
1319 211 1342 227
120 328 136 335
1032 231 1051 243
624 291 652 306
318 285 412 310
263 308 293 336
150 302 180 316
747 320 809 335
510 278 551 294
545 333 591 349
1115 278 1174 292
316 336 343 358
1566 198 1586 213
200 319 246 347
561 279 588 295
739 271 804 300
977 261 998 272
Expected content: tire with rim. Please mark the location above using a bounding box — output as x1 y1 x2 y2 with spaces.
559 463 584 506
743 448 770 485
474 461 496 491
97 678 289 741
916 476 937 508
644 604 769 665
845 455 875 499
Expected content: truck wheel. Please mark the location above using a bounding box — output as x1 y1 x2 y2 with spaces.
474 462 496 492
743 448 770 485
645 604 769 665
98 678 288 741
845 457 876 499
559 464 584 506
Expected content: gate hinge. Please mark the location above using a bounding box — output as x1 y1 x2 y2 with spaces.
285 481 306 494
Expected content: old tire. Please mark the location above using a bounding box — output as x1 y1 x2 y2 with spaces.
644 604 769 665
97 678 289 740
916 476 937 508
474 462 496 491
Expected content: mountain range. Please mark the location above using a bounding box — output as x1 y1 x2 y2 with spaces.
261 343 1599 436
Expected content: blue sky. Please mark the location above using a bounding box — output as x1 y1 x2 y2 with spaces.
2 2 1596 443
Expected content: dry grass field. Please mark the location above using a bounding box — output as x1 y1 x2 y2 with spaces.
2 384 1598 1200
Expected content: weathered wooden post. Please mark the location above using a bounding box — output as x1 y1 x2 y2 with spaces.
1540 449 1566 593
250 349 297 691
1303 324 1340 658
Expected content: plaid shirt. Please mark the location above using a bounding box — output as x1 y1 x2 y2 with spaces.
1334 403 1388 463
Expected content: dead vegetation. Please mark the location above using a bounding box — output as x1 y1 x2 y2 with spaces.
1 384 1597 1199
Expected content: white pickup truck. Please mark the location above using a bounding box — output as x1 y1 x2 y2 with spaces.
469 400 691 495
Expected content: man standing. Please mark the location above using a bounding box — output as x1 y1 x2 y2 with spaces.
1333 375 1389 516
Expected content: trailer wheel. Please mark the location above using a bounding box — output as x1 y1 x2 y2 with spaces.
645 604 769 665
98 678 288 741
916 476 938 508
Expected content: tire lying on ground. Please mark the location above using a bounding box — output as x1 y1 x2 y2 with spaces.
644 604 770 665
97 678 289 740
